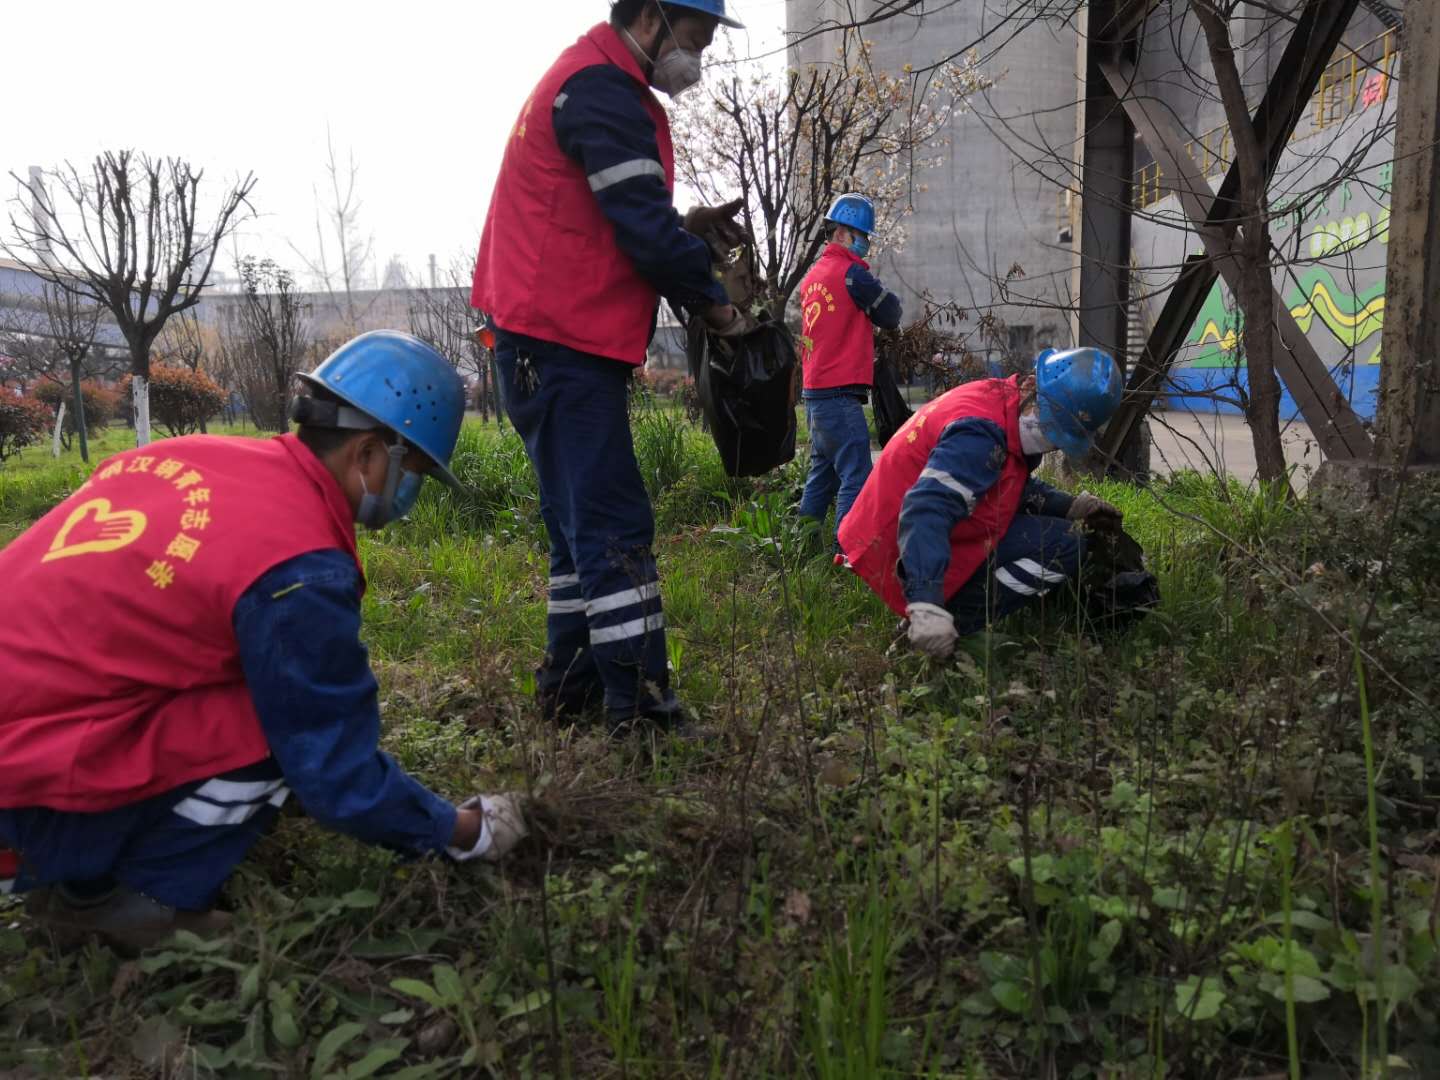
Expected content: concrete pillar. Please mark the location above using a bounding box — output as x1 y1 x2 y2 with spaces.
1375 3 1440 468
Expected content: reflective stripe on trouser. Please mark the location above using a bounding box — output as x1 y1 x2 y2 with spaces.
0 759 285 911
495 332 671 714
944 514 1085 635
799 395 873 535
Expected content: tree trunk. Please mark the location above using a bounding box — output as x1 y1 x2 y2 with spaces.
1195 3 1291 491
132 374 152 447
70 356 89 463
51 402 67 458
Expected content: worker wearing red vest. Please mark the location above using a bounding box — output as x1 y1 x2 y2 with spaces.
796 193 902 540
0 333 527 952
472 0 746 732
838 347 1125 658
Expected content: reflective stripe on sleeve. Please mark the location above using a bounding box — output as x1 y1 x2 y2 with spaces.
918 468 976 510
587 158 666 192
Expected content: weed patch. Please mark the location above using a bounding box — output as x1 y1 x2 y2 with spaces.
2 421 1437 1077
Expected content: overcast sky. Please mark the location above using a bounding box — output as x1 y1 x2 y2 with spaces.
3 0 787 290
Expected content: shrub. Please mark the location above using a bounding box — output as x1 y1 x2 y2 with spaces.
0 395 54 462
32 380 122 448
120 364 226 437
637 367 691 399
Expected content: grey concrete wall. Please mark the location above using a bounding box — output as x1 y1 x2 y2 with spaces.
785 0 1080 358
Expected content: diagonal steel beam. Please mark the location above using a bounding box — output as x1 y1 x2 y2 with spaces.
1098 0 1161 44
1098 0 1367 462
1099 54 1373 461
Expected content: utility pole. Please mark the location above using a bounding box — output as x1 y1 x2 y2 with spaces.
1374 2 1440 470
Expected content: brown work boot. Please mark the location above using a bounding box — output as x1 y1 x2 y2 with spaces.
25 885 232 954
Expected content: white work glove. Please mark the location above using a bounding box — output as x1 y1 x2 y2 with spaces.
905 602 958 660
1067 491 1123 530
446 794 529 863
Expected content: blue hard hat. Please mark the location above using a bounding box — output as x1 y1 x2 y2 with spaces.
663 0 744 29
825 192 875 236
297 330 466 489
1034 346 1123 459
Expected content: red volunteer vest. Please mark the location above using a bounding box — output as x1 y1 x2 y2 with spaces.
0 434 363 812
799 243 877 390
838 378 1030 615
472 23 675 366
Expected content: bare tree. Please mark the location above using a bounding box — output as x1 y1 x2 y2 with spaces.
5 151 254 446
406 262 503 425
218 258 310 431
672 37 987 315
40 284 104 461
291 129 374 332
1191 0 1287 484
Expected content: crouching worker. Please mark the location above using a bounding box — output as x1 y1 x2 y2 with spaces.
838 347 1124 658
0 331 527 952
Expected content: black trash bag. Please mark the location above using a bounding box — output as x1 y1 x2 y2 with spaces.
686 314 798 477
871 351 913 447
1077 527 1161 633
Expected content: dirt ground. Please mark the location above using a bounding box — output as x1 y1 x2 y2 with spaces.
1145 409 1323 489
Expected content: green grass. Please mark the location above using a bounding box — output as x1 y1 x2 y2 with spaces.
2 409 1437 1078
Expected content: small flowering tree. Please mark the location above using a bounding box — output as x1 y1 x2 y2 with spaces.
0 396 53 463
671 36 988 316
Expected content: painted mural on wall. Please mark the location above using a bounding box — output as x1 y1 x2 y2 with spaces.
1130 39 1398 421
1187 169 1391 370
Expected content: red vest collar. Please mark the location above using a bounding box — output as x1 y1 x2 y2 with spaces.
275 433 360 560
823 241 871 271
585 22 651 89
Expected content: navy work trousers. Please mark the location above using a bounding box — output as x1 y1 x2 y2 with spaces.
494 331 671 716
0 760 285 911
945 514 1085 634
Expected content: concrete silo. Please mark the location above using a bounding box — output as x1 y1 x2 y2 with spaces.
784 0 1080 357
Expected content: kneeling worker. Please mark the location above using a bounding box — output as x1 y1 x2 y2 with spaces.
0 331 527 951
838 347 1124 657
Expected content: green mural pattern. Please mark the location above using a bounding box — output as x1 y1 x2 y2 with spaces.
1186 265 1386 368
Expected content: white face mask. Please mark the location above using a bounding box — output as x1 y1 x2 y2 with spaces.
653 47 703 97
1018 413 1055 457
624 14 704 99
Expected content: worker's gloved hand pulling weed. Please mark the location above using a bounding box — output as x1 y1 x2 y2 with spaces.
906 602 958 659
447 794 529 863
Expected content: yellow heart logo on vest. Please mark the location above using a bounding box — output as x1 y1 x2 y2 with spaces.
42 498 149 563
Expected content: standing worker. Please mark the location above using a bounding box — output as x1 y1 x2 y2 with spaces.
472 0 747 732
0 333 528 952
839 347 1125 657
795 193 903 539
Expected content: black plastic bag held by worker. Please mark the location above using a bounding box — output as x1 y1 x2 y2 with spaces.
1076 526 1161 633
686 314 798 477
871 349 913 447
